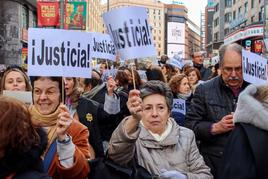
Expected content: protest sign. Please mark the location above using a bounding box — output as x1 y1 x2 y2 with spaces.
242 49 268 84
28 28 92 78
171 98 186 115
102 6 156 60
3 90 32 105
92 32 116 61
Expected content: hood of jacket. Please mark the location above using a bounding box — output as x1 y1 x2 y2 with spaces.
234 84 268 131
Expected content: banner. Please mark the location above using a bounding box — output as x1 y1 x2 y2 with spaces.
92 32 116 61
171 98 186 115
21 48 28 70
37 1 59 27
28 28 92 78
242 49 268 84
64 2 87 30
102 6 156 60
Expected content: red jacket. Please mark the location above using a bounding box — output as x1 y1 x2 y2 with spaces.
48 121 93 178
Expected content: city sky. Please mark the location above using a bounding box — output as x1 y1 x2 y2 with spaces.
101 0 207 28
160 0 207 27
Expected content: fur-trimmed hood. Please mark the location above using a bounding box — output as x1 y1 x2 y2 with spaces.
0 128 48 178
234 84 268 131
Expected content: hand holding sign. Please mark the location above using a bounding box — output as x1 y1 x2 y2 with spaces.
57 104 73 141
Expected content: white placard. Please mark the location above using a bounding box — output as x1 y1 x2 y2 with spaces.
3 90 32 105
242 49 268 84
28 28 92 78
171 98 186 115
92 32 116 61
102 6 156 60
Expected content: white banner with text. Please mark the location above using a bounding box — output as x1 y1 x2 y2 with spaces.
102 6 156 60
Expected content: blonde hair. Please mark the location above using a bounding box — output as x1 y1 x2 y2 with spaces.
0 68 32 93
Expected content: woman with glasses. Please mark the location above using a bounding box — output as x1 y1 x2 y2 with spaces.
29 76 93 178
0 65 31 94
108 80 212 178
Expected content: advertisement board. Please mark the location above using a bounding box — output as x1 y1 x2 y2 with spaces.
167 22 185 44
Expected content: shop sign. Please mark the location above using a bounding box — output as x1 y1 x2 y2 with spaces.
224 25 263 44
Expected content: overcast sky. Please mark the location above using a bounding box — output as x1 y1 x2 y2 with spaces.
101 0 207 27
160 0 207 27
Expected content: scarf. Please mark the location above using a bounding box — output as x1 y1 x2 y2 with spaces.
140 118 173 142
28 105 61 148
177 92 192 100
82 83 106 99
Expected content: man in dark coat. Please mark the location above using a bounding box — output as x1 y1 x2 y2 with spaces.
192 51 211 81
185 43 250 178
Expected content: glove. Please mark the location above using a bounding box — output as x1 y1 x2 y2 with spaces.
160 169 187 179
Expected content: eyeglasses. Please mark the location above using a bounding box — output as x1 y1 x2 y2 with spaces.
222 66 242 74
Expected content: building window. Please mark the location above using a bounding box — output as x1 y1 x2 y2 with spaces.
233 10 236 20
251 0 254 9
215 3 219 12
244 2 248 13
21 5 29 29
233 0 236 4
238 6 241 15
214 32 219 42
225 0 232 7
224 28 229 35
225 12 231 23
251 15 255 23
214 18 219 27
259 6 264 21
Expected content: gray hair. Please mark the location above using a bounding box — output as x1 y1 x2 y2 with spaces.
140 80 173 111
219 43 242 67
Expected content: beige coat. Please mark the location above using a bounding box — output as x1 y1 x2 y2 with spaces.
108 117 213 179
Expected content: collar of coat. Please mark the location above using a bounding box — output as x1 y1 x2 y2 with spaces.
138 118 180 149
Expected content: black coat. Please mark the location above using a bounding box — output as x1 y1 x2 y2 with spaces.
218 123 268 179
194 64 212 81
77 97 105 157
0 128 51 179
185 76 249 176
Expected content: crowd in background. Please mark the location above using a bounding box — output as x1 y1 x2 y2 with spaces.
0 43 267 179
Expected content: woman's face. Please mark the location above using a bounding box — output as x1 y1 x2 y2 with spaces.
142 94 170 135
4 71 26 91
64 77 75 96
178 77 191 94
188 71 199 85
33 78 60 115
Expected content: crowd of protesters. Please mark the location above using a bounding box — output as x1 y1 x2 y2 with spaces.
0 42 267 179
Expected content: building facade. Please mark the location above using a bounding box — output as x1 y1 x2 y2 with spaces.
224 0 264 54
208 0 264 55
0 0 36 65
